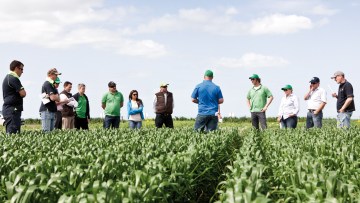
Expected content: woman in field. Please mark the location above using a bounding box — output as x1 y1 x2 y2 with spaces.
277 84 300 129
127 90 144 129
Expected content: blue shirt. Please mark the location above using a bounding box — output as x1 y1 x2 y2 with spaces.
191 80 223 115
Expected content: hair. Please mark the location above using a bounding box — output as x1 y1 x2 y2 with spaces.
256 78 261 83
10 60 24 71
129 90 143 106
78 83 86 89
64 81 72 88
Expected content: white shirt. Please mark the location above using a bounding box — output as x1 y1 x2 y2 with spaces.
306 87 327 110
129 100 142 121
278 94 300 119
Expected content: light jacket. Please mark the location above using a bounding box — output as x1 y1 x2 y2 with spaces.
127 100 144 120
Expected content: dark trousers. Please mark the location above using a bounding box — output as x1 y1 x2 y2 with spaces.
251 112 267 130
75 117 89 130
280 116 298 129
54 111 62 129
155 113 173 128
3 107 22 134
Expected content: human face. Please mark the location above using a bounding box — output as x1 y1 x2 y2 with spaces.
109 85 117 93
15 65 24 77
79 86 86 94
160 86 168 92
334 75 344 84
283 89 292 96
250 78 259 86
131 92 138 100
65 84 72 92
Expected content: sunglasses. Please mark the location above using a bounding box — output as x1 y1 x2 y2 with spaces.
109 86 116 88
132 94 138 96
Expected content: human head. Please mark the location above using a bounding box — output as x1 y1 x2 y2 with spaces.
54 77 61 88
309 77 320 88
64 81 72 92
47 68 61 80
204 70 213 80
108 81 117 93
281 84 293 95
129 90 139 100
78 83 86 94
159 82 169 92
331 71 345 84
10 60 24 77
249 74 261 84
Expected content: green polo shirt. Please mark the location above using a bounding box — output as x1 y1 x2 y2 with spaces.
247 85 272 112
102 91 124 116
76 95 87 118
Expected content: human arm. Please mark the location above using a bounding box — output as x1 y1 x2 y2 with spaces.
339 97 354 113
304 84 315 100
261 96 273 112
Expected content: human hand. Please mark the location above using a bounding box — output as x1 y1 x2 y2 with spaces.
332 93 337 98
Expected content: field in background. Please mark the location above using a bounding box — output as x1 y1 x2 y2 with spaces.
2 117 359 131
1 118 360 202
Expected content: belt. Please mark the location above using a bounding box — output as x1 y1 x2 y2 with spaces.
157 113 171 116
308 109 316 113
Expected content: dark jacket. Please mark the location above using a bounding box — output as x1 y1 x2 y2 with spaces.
60 90 74 117
73 93 90 119
155 92 173 114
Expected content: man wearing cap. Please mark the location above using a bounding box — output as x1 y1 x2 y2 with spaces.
304 77 327 129
153 82 174 128
2 60 26 134
191 70 223 132
247 74 273 130
39 68 61 132
331 71 355 128
277 85 299 129
102 81 124 129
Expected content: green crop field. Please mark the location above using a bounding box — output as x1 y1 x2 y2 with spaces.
1 118 360 202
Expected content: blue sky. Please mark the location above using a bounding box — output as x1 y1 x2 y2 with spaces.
1 0 359 119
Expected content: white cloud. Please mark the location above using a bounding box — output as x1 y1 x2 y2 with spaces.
217 53 289 69
225 7 239 15
130 8 314 36
0 0 166 57
250 14 313 35
311 5 339 16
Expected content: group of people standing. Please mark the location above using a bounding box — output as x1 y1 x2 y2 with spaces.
1 60 356 134
273 72 354 130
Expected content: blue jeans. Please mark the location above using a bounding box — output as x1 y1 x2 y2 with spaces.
103 115 120 129
194 115 218 132
280 116 298 129
40 111 55 132
306 111 323 129
337 112 352 128
129 120 142 129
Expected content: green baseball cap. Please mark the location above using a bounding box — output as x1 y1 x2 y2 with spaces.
281 84 292 90
54 77 61 84
204 70 213 77
249 74 260 79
